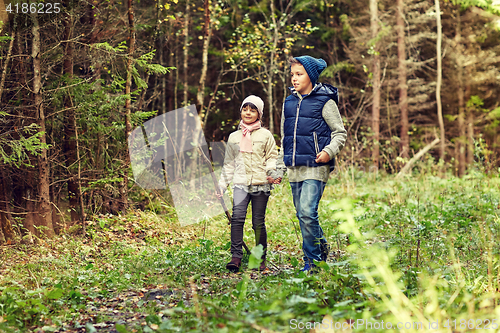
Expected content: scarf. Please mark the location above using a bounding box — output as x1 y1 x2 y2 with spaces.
239 121 261 152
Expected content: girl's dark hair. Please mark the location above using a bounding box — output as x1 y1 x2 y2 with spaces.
241 102 258 111
240 102 265 126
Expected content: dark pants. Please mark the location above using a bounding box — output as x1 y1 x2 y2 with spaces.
230 188 270 259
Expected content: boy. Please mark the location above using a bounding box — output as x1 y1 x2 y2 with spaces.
276 56 347 272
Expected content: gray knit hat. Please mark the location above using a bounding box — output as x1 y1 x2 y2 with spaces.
295 56 327 86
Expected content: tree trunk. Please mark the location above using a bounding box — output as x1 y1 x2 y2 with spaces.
191 0 206 190
0 0 8 33
370 0 380 170
183 0 190 107
396 138 440 179
121 0 136 212
158 1 166 115
465 82 473 167
197 0 211 117
0 171 15 243
267 0 279 134
0 30 14 104
167 30 174 113
87 0 96 41
63 0 79 225
32 12 54 237
457 79 465 177
174 34 179 110
456 10 466 177
179 0 191 184
435 0 445 162
467 109 474 166
23 187 36 243
13 31 31 240
74 114 86 231
14 31 26 107
397 0 409 159
0 220 5 244
202 71 221 129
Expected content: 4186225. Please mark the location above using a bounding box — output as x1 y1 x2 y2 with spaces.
5 2 61 14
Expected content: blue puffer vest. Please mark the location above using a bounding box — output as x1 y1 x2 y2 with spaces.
282 83 338 170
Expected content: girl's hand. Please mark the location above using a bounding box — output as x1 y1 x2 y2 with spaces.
216 187 225 198
315 151 330 163
267 176 282 184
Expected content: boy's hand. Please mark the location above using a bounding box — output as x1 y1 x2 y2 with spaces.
273 177 282 184
315 151 331 163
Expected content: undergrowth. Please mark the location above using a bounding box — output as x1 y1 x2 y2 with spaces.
1 168 500 332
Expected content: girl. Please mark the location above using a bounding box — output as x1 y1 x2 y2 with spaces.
218 95 281 272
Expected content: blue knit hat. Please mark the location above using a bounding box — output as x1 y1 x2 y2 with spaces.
295 56 327 86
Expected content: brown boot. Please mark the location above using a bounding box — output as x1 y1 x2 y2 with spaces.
252 259 267 272
259 259 267 272
226 257 241 272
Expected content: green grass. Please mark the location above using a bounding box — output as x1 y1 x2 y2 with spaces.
1 168 500 332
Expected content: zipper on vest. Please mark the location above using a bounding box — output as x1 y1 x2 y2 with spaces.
292 98 302 166
313 132 320 155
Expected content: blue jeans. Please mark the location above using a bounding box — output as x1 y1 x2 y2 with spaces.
290 180 327 264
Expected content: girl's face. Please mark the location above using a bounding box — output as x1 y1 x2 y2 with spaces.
241 106 259 124
290 63 313 95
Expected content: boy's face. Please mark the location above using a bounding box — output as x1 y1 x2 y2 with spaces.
241 105 259 124
290 63 313 95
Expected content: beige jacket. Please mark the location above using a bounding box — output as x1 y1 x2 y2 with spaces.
219 128 278 189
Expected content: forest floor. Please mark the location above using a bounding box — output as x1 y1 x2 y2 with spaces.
1 169 500 332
